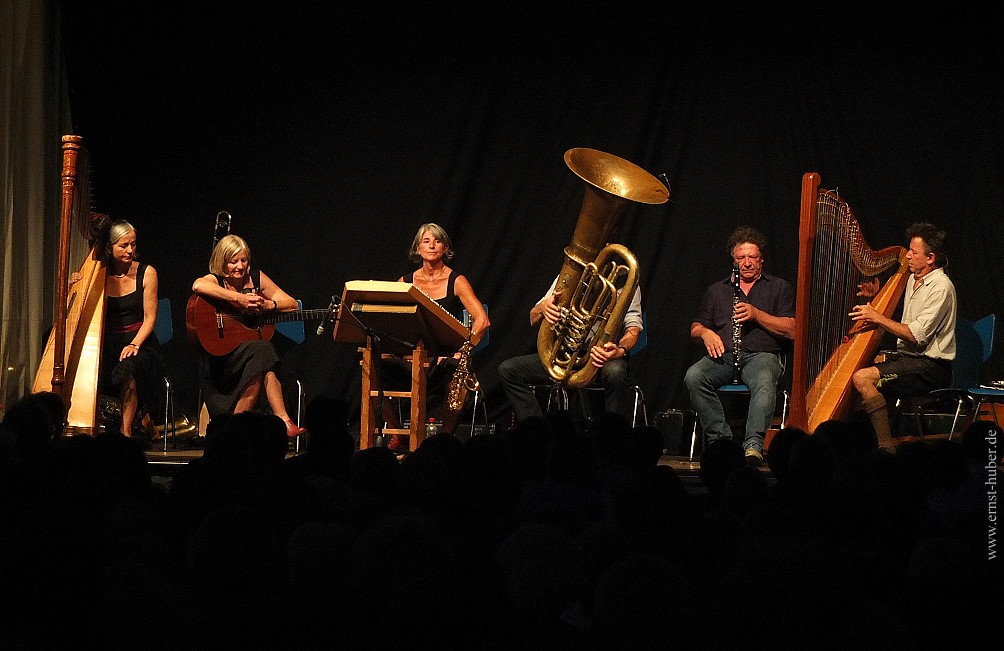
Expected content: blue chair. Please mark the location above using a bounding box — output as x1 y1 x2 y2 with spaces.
966 314 1004 427
905 314 1001 436
462 304 490 353
153 297 177 451
276 300 307 452
275 299 305 344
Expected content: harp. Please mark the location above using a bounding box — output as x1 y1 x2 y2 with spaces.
31 135 106 434
787 172 910 434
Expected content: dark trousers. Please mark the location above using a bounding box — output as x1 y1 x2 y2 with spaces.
498 353 632 424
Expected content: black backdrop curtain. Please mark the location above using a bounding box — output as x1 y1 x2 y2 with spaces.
54 3 1003 429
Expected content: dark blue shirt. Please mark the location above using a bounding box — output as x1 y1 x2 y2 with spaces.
693 273 795 354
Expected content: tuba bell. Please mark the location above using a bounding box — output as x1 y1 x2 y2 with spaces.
537 148 669 389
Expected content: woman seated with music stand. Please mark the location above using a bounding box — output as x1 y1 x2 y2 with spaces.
191 234 305 438
379 222 489 449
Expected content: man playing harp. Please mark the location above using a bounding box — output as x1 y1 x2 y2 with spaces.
849 222 957 451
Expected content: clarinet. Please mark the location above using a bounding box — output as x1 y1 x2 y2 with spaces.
731 264 742 384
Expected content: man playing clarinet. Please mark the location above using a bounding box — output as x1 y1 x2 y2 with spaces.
684 225 796 466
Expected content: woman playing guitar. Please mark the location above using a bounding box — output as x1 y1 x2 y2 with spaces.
191 234 305 438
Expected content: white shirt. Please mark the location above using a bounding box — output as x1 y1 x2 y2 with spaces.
898 267 956 360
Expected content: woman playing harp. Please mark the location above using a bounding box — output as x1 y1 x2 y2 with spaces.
71 216 166 440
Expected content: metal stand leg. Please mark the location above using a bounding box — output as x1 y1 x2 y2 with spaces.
546 384 568 413
467 388 489 434
688 418 699 461
295 379 305 453
470 389 480 434
162 377 175 452
631 386 648 427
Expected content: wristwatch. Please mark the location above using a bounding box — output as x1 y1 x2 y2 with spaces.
618 345 629 358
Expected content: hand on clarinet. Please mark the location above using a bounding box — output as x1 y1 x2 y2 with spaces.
732 301 756 324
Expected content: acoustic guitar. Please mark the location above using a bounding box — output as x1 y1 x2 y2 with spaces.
185 293 329 356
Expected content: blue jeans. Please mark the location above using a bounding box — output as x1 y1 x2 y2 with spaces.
683 351 783 453
498 353 633 423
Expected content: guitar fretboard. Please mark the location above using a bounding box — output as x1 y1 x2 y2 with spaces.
265 309 328 324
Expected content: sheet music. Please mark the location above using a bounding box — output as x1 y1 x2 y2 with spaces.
333 280 469 355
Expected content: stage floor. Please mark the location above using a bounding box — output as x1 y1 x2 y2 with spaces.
144 441 717 491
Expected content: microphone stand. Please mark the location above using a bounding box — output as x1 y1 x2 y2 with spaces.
333 302 416 448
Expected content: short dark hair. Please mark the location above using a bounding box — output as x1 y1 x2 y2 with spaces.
905 222 948 268
726 225 767 259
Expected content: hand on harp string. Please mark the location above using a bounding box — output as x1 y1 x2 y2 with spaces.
848 302 881 329
856 276 880 300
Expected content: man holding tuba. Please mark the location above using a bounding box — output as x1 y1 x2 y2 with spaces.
684 226 795 467
498 276 643 425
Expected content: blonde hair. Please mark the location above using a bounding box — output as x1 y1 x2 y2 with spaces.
209 234 251 276
408 222 454 264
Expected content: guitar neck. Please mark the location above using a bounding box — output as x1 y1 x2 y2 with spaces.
264 308 329 325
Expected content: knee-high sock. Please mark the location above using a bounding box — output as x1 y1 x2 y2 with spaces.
863 394 894 451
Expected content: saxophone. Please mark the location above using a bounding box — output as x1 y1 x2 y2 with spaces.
732 264 742 384
446 340 480 412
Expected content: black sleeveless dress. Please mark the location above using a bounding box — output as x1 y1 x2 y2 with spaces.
404 269 464 321
380 270 465 409
101 263 165 413
198 269 281 418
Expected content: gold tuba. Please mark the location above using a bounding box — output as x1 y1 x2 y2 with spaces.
537 148 669 389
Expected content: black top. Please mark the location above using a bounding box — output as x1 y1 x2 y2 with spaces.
405 269 464 321
100 263 164 409
199 268 279 418
106 263 154 335
213 268 261 292
693 273 795 354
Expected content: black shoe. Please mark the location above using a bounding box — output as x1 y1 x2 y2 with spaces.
127 432 154 452
744 448 763 467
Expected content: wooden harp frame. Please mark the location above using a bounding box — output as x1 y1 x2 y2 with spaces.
31 135 106 434
787 172 909 434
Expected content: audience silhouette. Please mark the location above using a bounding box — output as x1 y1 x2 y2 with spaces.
1 393 999 648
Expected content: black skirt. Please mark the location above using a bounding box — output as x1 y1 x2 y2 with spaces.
200 340 280 418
